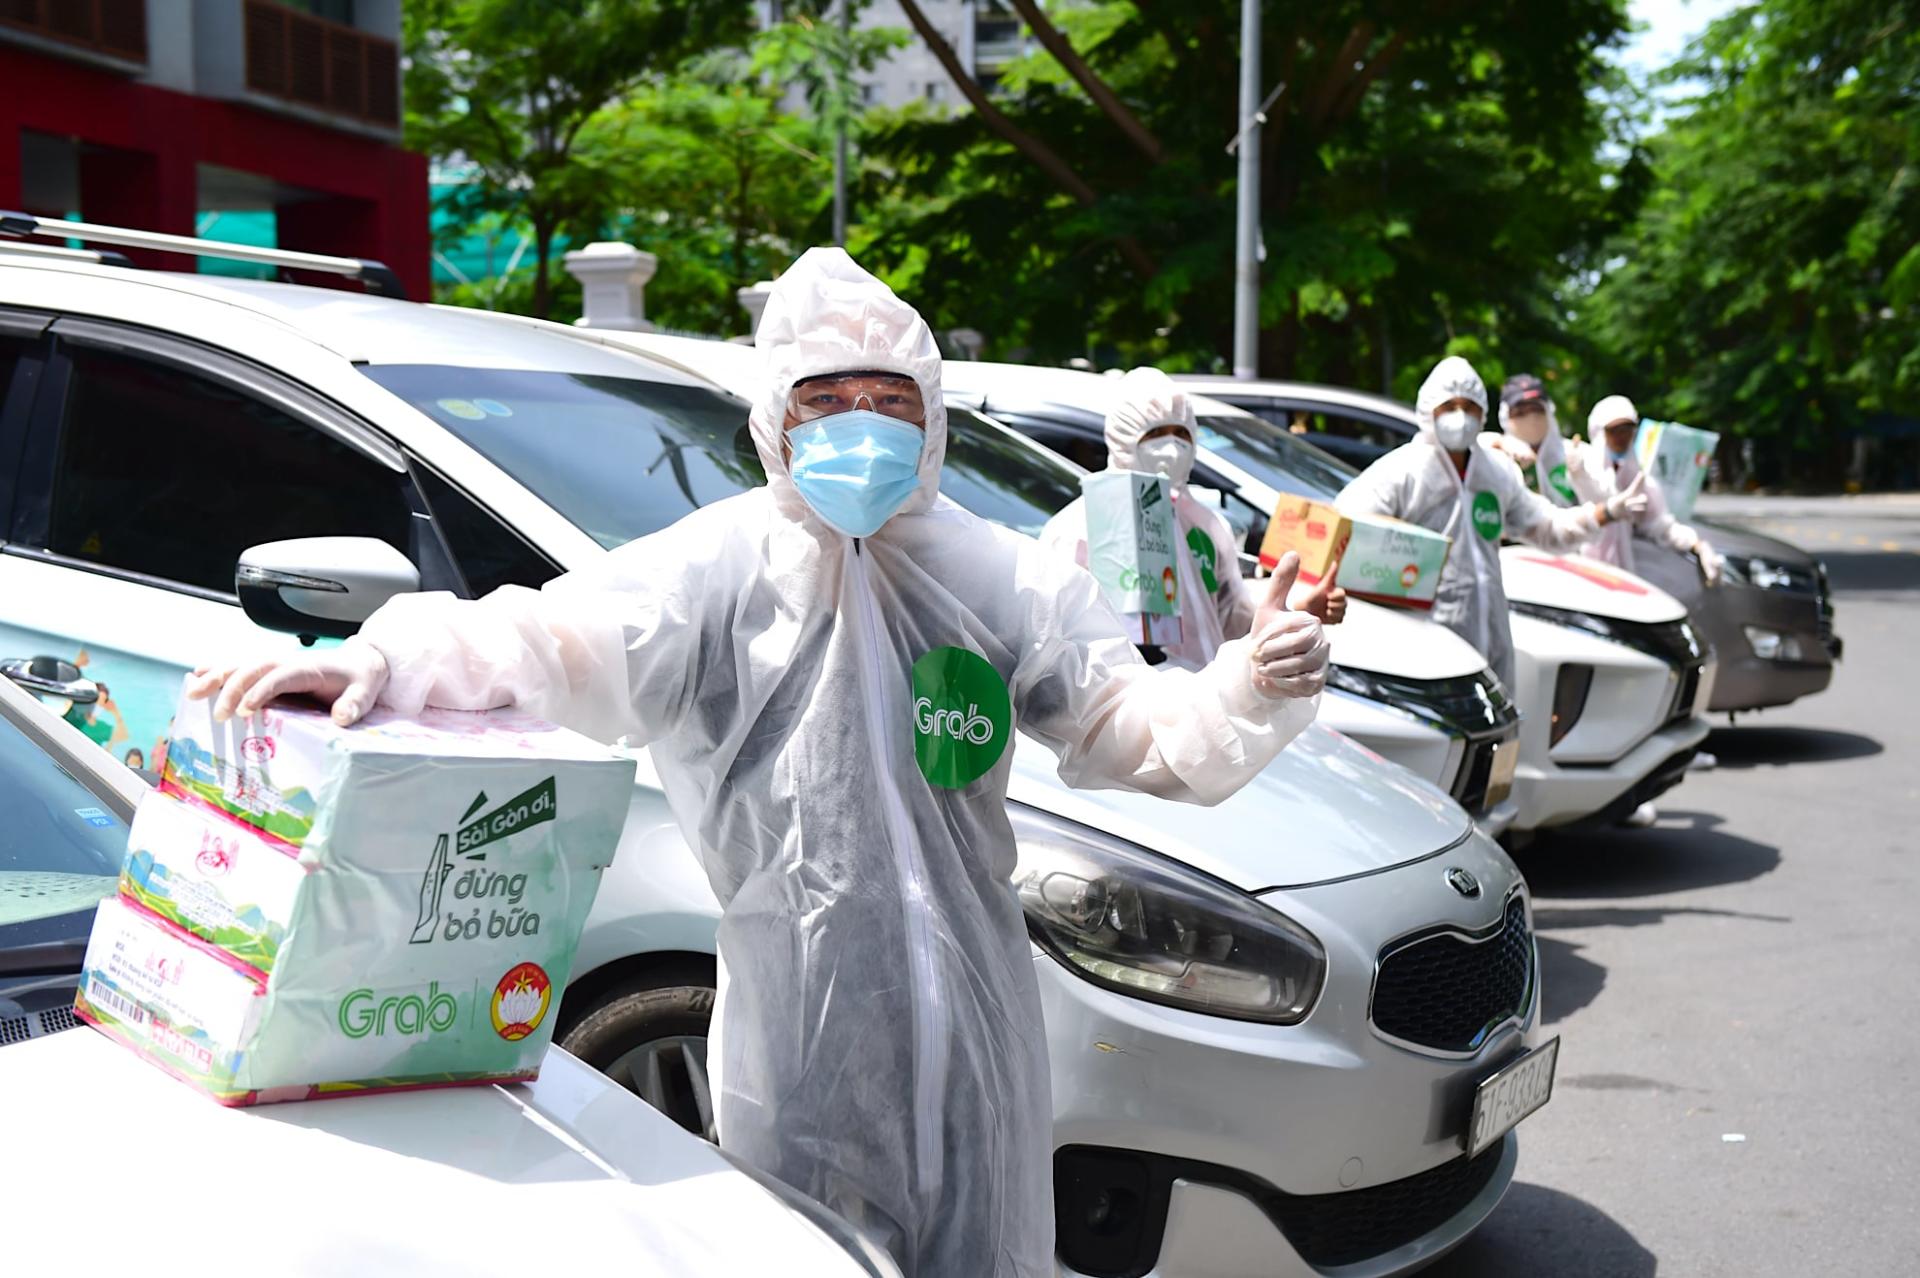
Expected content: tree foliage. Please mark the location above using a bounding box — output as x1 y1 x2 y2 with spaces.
1577 0 1919 471
866 0 1636 391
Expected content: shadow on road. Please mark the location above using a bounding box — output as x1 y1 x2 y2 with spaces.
1424 1182 1656 1277
1514 810 1781 899
1706 725 1883 768
1811 547 1920 595
1537 935 1605 1024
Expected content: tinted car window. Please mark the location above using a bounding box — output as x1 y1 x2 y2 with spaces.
366 367 1088 547
940 409 1082 537
49 346 414 594
413 465 560 595
1193 414 1359 501
0 707 123 944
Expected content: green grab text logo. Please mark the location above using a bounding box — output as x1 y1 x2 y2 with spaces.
339 982 460 1039
1471 490 1503 541
910 647 1012 789
1547 464 1575 504
1187 527 1220 593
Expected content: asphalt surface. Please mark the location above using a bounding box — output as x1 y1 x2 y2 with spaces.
1428 494 1920 1277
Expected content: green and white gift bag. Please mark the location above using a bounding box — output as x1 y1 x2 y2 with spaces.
1635 420 1720 521
77 690 635 1105
1082 469 1185 646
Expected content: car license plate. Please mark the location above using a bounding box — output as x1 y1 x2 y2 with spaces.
1466 1037 1558 1158
1484 739 1519 808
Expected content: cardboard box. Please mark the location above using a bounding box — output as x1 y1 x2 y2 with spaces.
1082 470 1185 646
1259 496 1451 610
80 691 636 1105
1635 420 1719 521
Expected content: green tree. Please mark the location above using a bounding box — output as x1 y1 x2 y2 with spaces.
405 0 753 319
1578 0 1919 485
870 0 1636 386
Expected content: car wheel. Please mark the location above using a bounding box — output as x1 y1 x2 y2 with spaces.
560 981 717 1141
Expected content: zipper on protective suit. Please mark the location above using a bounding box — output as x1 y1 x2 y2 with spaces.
847 538 949 1206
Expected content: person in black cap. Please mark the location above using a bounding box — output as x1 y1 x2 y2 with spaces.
1489 373 1581 506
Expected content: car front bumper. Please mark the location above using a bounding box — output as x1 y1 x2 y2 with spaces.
1042 829 1539 1276
1510 713 1709 830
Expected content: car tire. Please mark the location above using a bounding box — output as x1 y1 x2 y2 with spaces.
560 980 717 1141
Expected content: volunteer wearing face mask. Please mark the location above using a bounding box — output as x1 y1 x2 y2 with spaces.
1040 367 1346 670
1335 355 1644 688
1487 372 1582 507
1572 395 1720 586
183 249 1329 1278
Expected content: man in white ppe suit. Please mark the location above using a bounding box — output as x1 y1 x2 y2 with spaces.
185 248 1329 1278
1335 355 1647 688
1570 394 1721 585
1489 372 1580 506
1040 366 1346 669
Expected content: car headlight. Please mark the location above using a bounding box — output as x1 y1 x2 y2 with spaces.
1009 804 1326 1024
1720 555 1798 590
1743 626 1808 662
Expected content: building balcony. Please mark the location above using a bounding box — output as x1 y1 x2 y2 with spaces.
241 0 398 131
0 0 148 71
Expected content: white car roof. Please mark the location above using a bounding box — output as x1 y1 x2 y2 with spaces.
1174 374 1420 426
937 360 1256 421
0 257 712 386
0 1029 878 1275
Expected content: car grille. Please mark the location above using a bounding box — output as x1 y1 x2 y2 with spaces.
1265 1145 1506 1268
1372 896 1533 1054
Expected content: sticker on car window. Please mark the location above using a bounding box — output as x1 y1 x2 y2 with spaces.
473 398 513 418
436 398 488 421
74 807 116 828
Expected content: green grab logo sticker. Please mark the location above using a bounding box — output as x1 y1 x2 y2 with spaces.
911 647 1012 789
1186 527 1220 593
1471 490 1504 541
1548 464 1575 504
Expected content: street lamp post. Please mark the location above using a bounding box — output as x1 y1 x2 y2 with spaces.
1232 0 1260 379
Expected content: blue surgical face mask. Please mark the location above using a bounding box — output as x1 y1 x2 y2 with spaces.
786 409 927 538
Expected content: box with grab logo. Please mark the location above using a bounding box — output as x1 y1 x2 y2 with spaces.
1258 495 1451 611
1081 469 1185 646
76 688 636 1105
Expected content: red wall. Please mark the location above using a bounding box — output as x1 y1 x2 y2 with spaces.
0 44 430 299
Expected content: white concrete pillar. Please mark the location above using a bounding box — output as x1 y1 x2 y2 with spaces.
737 280 776 340
565 241 658 331
947 327 985 360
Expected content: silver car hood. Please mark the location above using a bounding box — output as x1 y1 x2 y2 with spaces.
1007 722 1472 892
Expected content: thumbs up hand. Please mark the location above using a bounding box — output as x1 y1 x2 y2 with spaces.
1248 552 1330 701
1605 471 1650 523
1290 552 1348 626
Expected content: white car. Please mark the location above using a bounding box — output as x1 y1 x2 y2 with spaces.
930 361 1713 835
0 236 1553 1275
0 664 899 1278
592 332 1525 837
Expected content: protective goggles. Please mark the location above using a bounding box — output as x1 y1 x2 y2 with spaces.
787 370 927 425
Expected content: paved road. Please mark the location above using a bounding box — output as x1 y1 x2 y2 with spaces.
1428 495 1920 1276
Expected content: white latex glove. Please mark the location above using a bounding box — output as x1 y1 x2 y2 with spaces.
1605 471 1650 523
185 639 391 727
1696 539 1721 587
1247 553 1330 699
1482 432 1536 469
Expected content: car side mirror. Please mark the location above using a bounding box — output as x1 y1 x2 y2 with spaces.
236 537 420 641
0 656 98 705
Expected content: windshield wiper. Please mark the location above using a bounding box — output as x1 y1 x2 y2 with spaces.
0 939 87 977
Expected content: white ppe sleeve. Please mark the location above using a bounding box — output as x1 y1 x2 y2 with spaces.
1506 483 1603 552
1012 558 1316 807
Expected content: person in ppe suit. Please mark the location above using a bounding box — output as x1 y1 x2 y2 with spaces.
1335 355 1647 689
1487 372 1580 506
1039 366 1347 670
1570 394 1721 586
183 248 1330 1278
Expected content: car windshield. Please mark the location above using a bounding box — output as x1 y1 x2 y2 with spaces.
1193 414 1360 502
363 366 1081 545
0 703 124 947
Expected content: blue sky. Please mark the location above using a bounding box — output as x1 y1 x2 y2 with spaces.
1616 0 1747 77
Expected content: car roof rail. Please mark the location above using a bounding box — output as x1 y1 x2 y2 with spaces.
0 239 137 269
0 209 407 300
